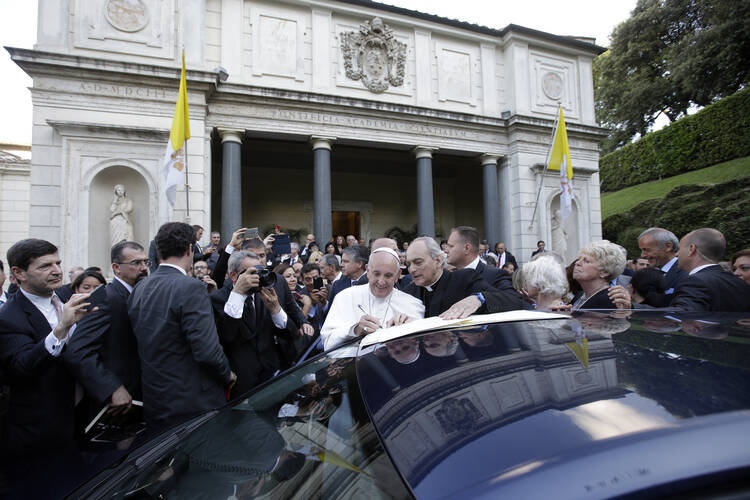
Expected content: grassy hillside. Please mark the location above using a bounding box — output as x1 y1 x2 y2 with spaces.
601 156 750 219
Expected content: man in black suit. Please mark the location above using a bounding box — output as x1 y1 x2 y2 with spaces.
192 224 217 264
671 228 750 312
128 222 235 427
65 241 148 419
211 250 297 398
638 227 687 305
300 262 329 333
405 237 522 318
327 245 369 306
210 230 314 338
0 239 93 458
494 242 518 270
447 227 522 307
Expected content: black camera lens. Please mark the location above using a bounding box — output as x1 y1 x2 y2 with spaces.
256 265 277 289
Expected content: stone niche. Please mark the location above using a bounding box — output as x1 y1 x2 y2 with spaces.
88 166 149 275
549 193 580 265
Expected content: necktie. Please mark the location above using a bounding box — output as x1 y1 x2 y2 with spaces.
246 294 256 330
51 293 63 328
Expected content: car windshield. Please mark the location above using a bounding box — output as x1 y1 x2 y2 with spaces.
356 312 750 499
91 346 410 499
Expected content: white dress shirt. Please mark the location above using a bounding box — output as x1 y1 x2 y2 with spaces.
114 276 134 294
465 256 481 270
18 288 72 357
660 256 678 273
689 263 716 276
223 290 288 328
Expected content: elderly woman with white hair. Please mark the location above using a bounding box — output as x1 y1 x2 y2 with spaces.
571 240 627 309
521 253 568 310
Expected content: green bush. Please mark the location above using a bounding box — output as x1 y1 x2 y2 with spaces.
600 87 750 192
602 176 750 259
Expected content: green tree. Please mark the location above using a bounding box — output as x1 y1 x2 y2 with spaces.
595 0 750 153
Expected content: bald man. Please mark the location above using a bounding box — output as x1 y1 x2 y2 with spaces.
670 228 750 311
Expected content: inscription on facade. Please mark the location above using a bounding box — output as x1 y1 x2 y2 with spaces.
79 82 167 99
246 105 493 141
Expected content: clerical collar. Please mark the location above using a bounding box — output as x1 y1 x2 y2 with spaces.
424 271 444 292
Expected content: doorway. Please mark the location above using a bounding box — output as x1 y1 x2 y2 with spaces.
332 211 361 240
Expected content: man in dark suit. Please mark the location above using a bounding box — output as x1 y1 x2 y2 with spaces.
447 227 522 305
65 241 148 419
671 228 750 312
192 224 217 264
638 227 687 306
212 231 314 338
211 250 297 398
299 262 329 333
128 222 235 427
327 245 369 306
494 242 518 269
0 239 94 458
405 237 522 318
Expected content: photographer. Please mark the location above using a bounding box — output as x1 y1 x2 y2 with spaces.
210 250 297 398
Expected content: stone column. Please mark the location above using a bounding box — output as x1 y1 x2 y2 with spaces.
219 128 243 242
481 153 502 247
311 136 335 245
414 146 438 237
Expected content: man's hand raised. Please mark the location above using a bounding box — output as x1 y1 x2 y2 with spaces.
233 271 258 295
229 227 248 251
54 293 95 339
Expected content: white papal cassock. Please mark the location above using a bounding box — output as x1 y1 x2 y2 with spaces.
321 284 425 352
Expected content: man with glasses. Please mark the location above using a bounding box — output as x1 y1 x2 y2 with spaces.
66 241 149 421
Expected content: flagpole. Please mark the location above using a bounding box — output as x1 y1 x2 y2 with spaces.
182 46 190 223
184 132 190 222
528 105 561 230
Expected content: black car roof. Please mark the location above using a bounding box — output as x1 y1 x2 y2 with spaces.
355 310 750 499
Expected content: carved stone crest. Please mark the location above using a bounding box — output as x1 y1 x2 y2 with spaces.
434 397 483 434
542 71 563 100
105 0 149 33
340 17 406 93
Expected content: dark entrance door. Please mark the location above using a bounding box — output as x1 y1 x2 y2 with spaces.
331 211 360 240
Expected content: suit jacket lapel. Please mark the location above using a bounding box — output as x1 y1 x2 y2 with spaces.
17 291 55 339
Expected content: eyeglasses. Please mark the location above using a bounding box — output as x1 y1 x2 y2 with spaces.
117 259 150 267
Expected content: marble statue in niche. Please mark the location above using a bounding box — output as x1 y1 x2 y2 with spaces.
551 209 568 258
110 184 135 245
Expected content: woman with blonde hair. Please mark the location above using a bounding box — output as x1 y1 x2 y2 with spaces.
571 240 627 309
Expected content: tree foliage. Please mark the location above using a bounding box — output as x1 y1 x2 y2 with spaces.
595 0 750 153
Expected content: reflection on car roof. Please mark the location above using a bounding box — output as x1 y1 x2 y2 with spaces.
359 310 568 348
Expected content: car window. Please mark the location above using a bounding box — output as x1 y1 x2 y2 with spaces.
97 348 411 499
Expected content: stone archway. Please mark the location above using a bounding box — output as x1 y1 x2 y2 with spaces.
88 166 150 274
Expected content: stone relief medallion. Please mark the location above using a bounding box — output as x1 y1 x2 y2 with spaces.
341 17 406 93
542 71 564 100
105 0 149 33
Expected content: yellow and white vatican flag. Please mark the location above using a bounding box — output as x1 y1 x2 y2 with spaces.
547 107 574 219
163 50 191 208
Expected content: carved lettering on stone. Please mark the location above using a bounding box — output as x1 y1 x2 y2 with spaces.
340 17 406 93
105 0 150 33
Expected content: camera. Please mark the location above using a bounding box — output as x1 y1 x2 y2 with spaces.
250 265 276 293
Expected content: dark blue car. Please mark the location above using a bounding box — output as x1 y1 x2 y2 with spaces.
7 310 750 498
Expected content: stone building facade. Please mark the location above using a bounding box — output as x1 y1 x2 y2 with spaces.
11 0 605 272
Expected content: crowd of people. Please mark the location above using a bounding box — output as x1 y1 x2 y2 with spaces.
0 221 748 475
